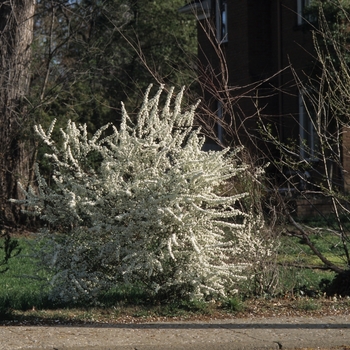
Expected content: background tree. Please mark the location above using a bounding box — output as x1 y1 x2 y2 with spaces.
0 0 36 225
28 0 197 178
0 0 197 225
29 0 197 130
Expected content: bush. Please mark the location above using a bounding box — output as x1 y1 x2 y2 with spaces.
15 85 268 304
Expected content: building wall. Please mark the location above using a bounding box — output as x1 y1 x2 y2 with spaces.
192 0 350 193
279 0 315 143
197 0 316 148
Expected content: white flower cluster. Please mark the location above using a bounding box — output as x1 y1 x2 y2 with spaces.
16 85 267 303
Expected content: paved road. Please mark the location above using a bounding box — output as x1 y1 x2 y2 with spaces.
1 315 350 349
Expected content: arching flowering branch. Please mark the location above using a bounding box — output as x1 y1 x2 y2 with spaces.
13 85 267 303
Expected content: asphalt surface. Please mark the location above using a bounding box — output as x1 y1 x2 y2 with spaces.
1 315 350 350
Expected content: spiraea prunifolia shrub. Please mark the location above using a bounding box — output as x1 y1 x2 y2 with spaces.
15 85 267 303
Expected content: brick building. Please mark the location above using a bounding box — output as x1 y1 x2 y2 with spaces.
179 0 350 194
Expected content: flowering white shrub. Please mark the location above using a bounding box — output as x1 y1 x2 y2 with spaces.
16 85 267 303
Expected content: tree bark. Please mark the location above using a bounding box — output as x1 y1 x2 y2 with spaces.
0 0 36 226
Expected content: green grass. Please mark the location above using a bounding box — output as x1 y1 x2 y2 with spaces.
222 296 245 312
276 264 335 295
279 231 348 267
97 283 154 307
274 231 342 295
295 298 320 311
0 238 51 312
0 228 347 317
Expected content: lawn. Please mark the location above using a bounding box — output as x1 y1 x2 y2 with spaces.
0 237 52 311
0 226 348 323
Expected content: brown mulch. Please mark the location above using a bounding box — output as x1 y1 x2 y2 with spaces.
1 295 349 326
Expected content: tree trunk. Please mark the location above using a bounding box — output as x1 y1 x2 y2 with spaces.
0 0 36 226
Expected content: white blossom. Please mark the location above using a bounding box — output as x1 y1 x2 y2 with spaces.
14 85 268 303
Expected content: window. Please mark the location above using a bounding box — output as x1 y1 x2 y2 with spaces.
216 0 228 43
299 92 318 160
297 0 311 26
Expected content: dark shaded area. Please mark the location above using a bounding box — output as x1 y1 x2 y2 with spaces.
325 269 350 297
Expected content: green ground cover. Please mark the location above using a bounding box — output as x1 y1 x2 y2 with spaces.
280 230 348 266
0 227 345 320
0 238 51 312
275 231 343 295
